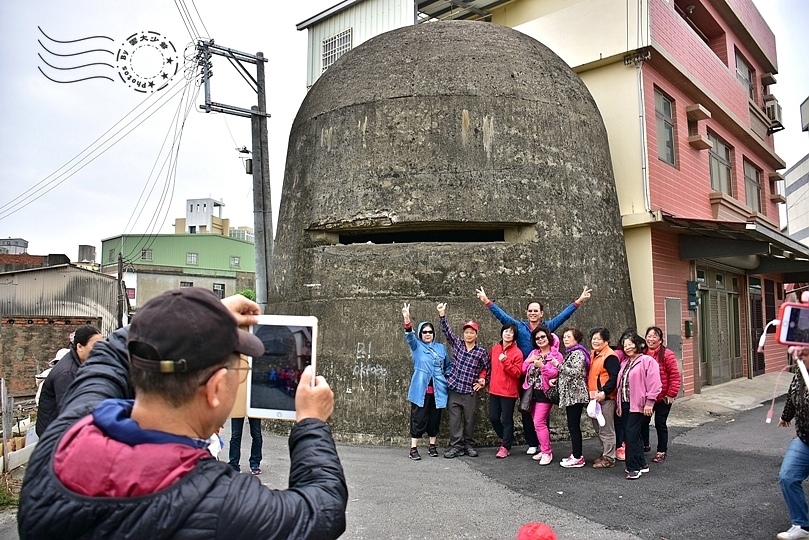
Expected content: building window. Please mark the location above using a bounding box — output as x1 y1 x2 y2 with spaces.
735 50 755 100
322 28 352 73
108 249 115 262
743 160 762 213
189 226 196 234
187 252 198 265
141 248 153 261
230 256 241 269
708 132 733 195
180 281 194 288
126 288 136 299
213 283 225 299
655 89 676 166
765 279 776 333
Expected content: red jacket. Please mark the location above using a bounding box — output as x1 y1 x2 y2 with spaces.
648 345 681 402
488 342 523 398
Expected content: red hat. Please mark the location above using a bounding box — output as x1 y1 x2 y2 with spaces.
462 320 479 332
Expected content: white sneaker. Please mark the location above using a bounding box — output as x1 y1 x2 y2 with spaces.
778 525 809 540
560 453 575 465
526 446 538 455
539 452 553 466
561 456 586 468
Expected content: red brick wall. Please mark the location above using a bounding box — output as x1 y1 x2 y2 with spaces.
0 316 101 397
650 228 697 394
644 63 780 224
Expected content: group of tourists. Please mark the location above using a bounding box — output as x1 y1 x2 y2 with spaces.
402 286 682 480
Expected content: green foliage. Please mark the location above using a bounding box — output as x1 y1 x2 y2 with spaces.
236 289 256 301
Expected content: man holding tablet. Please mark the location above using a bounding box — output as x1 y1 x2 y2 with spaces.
18 288 347 540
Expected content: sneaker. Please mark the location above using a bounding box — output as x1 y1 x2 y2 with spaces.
428 445 439 457
560 453 575 465
626 470 642 480
653 451 667 463
640 463 650 473
615 446 626 461
444 446 463 459
409 447 421 461
526 446 538 455
539 452 553 465
561 456 585 468
496 446 510 458
777 525 809 539
643 445 651 452
465 446 479 457
250 467 262 475
593 456 615 469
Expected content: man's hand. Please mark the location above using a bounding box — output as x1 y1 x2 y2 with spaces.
437 302 447 317
402 302 411 324
577 286 592 304
295 366 334 423
476 287 489 304
472 377 486 392
221 294 260 327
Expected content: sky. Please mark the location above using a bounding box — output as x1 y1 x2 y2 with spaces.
0 0 807 259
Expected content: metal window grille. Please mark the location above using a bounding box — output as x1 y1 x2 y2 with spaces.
180 281 194 288
322 28 352 73
230 256 241 269
213 283 225 299
187 252 198 265
141 248 153 261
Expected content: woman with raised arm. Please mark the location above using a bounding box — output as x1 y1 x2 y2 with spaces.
402 303 450 461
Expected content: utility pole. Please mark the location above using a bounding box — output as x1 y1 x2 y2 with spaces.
197 41 272 313
117 252 124 328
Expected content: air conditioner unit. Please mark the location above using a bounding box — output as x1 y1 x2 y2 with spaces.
765 97 784 133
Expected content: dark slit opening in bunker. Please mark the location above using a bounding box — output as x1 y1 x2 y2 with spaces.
338 229 506 244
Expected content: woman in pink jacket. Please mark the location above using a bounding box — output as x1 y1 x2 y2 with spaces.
522 326 563 465
616 332 661 480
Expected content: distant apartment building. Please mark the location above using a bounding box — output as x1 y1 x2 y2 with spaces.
785 153 809 246
299 0 808 394
101 198 256 309
0 238 29 254
229 226 255 243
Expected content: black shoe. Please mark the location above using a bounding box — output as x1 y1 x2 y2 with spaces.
643 445 651 452
443 447 463 459
428 445 439 457
409 447 421 460
465 446 479 457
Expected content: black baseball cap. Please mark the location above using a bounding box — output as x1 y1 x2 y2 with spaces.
127 288 264 374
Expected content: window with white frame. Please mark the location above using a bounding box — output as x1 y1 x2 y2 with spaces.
229 256 241 269
213 283 225 299
735 50 755 100
180 281 194 288
744 159 762 213
141 248 153 261
708 132 733 195
322 28 352 73
655 89 676 166
187 252 198 265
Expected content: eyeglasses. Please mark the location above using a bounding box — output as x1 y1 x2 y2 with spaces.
421 330 434 334
536 335 548 341
199 356 251 386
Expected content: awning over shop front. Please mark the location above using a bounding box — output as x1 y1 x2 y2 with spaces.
657 213 809 282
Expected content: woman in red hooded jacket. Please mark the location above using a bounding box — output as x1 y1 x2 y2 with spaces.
641 326 682 464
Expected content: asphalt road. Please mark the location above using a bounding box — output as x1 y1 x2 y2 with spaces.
2 402 803 540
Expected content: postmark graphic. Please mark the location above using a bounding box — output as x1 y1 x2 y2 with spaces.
38 28 178 93
116 31 179 93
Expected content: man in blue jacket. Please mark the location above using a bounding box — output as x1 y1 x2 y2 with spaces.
19 288 347 539
475 285 591 455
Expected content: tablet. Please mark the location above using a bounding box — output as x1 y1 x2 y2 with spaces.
245 315 318 420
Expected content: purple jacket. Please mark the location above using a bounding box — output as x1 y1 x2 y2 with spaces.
616 354 662 413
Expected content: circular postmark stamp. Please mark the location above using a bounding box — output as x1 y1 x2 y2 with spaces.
116 31 179 93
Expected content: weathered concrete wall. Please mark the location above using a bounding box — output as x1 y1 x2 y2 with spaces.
270 21 635 444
